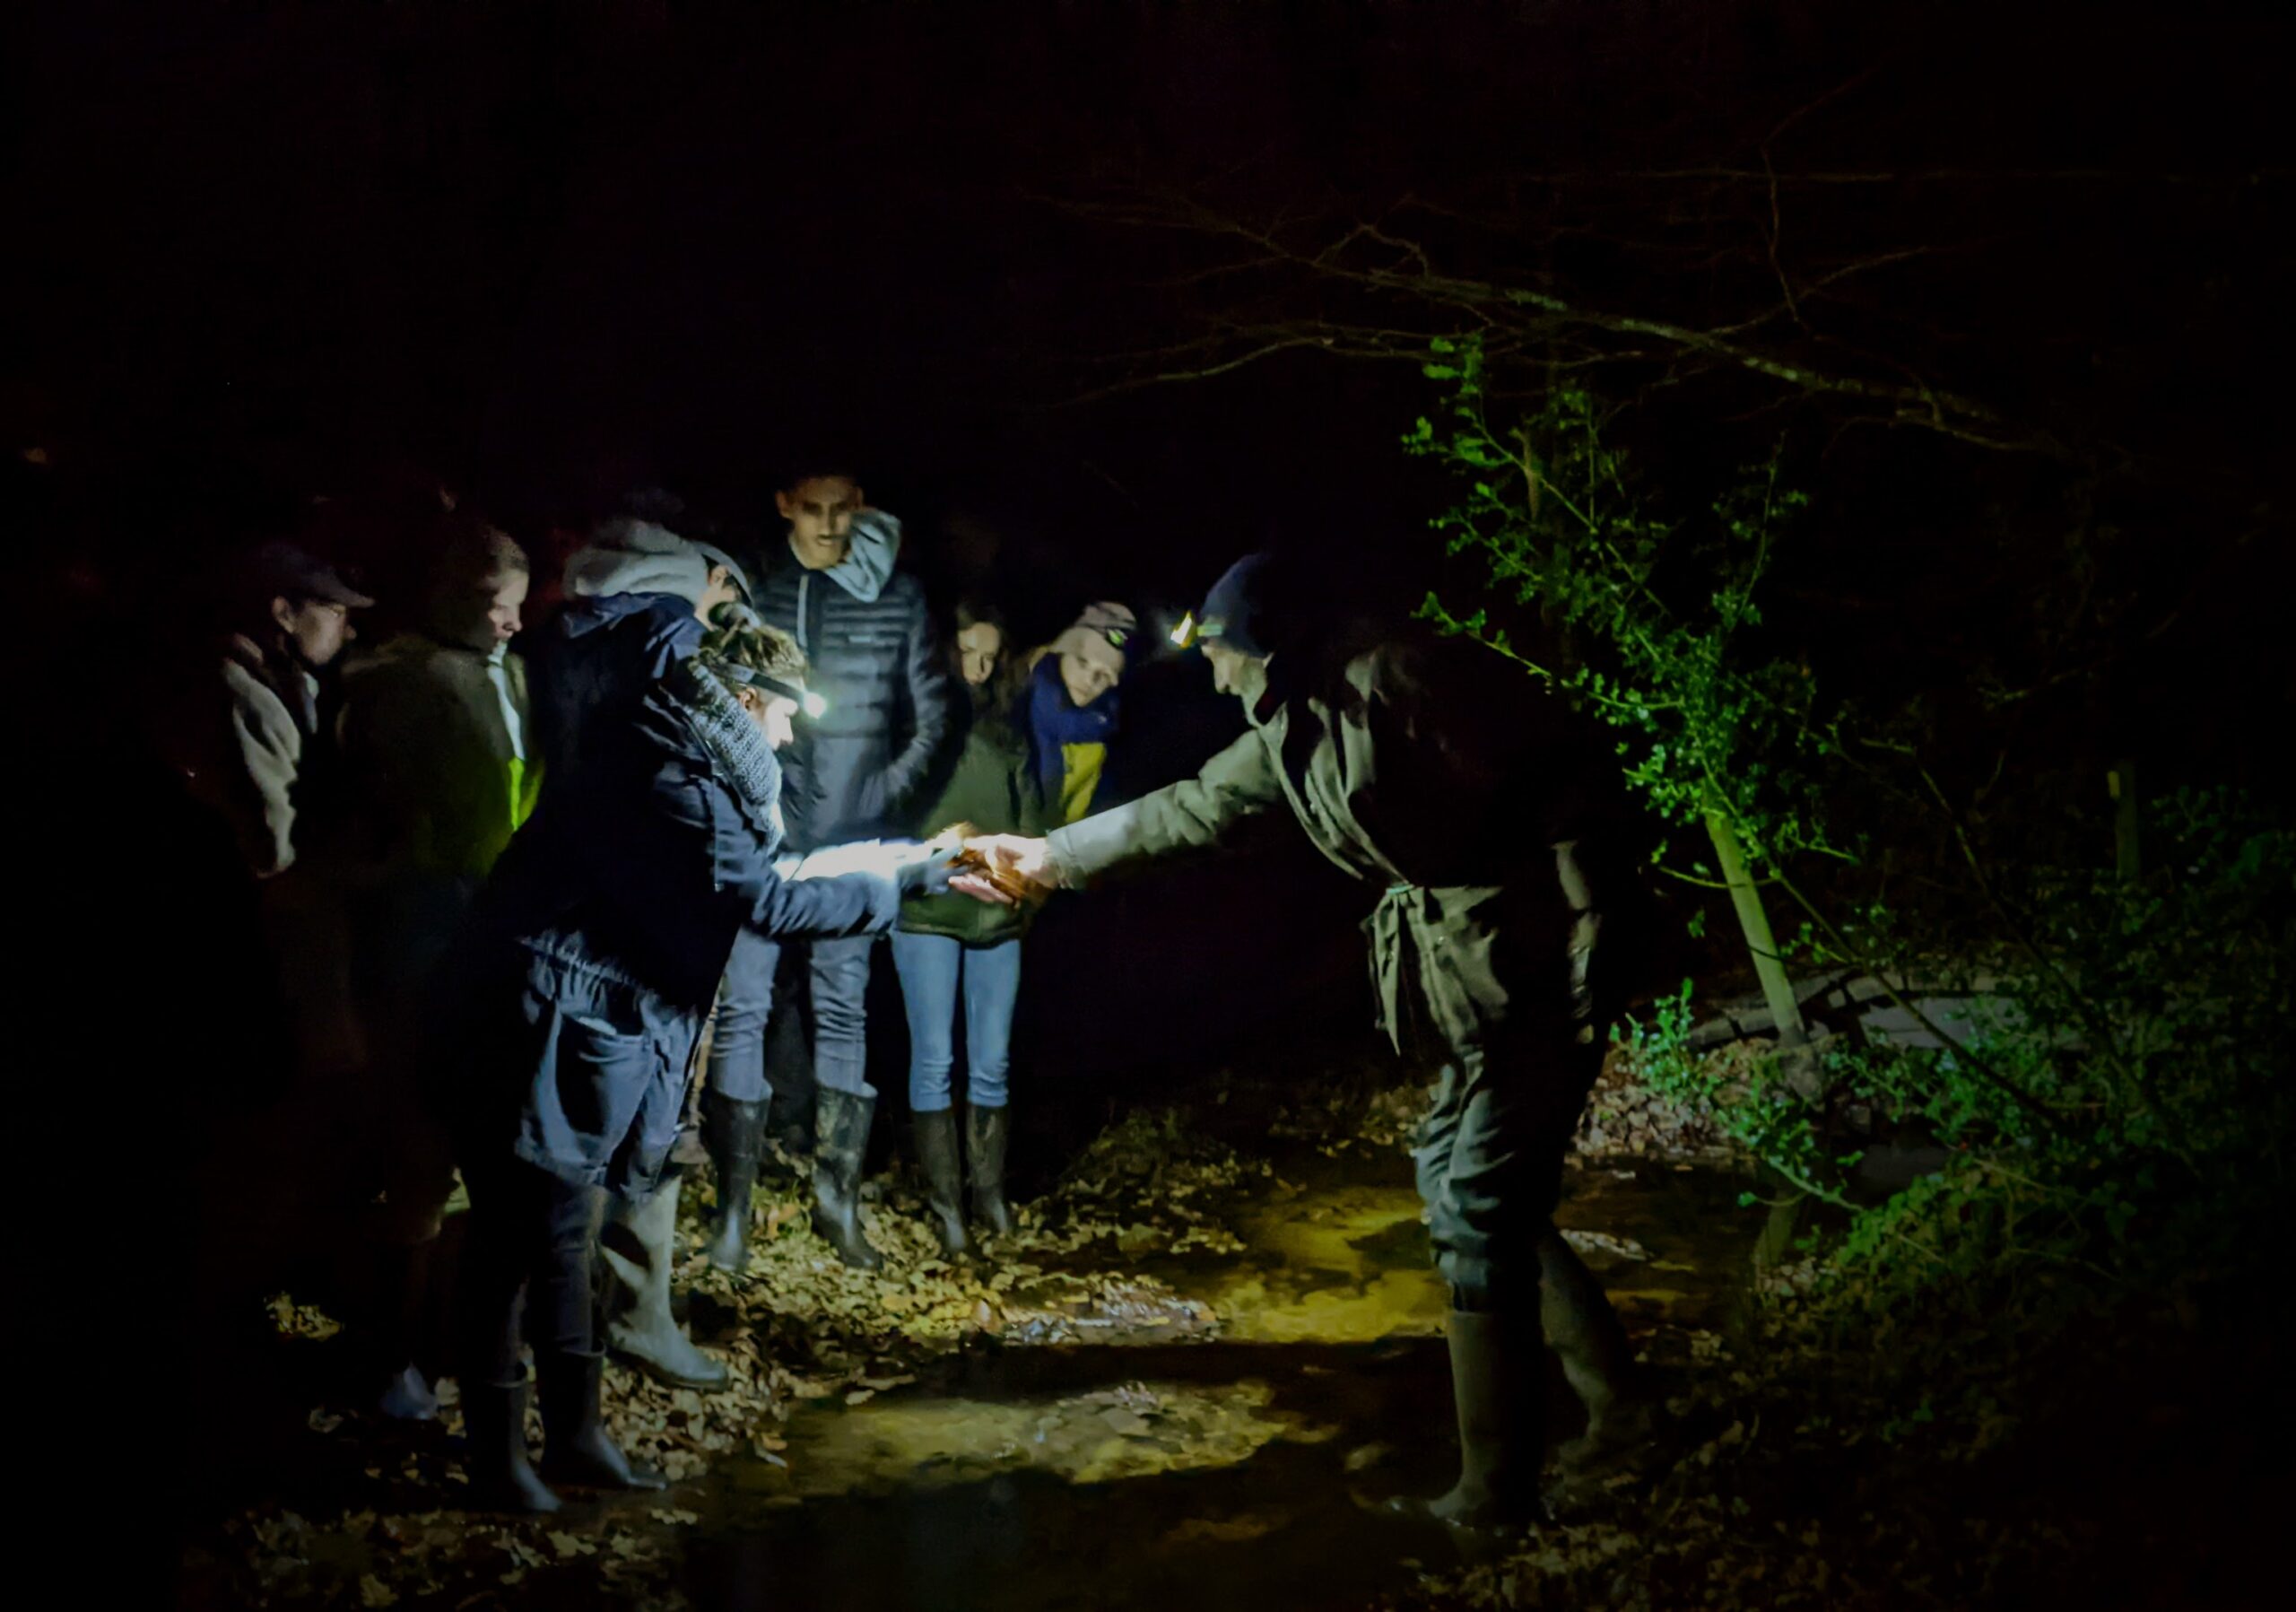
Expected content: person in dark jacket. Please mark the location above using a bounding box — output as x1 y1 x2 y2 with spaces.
526 516 752 1392
337 519 538 1421
706 470 955 1272
967 555 1651 1532
891 600 1047 1257
447 618 966 1513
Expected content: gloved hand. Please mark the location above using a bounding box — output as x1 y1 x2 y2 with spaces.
895 844 960 899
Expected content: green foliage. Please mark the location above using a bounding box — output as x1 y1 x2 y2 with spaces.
1412 338 2294 1459
1409 334 1843 878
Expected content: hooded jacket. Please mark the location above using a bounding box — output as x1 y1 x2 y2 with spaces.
457 662 906 1193
747 511 954 850
529 522 720 783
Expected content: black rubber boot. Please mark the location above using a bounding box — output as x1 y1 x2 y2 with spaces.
964 1103 1014 1237
1538 1229 1651 1475
701 1093 767 1274
535 1351 666 1492
911 1109 970 1259
462 1380 561 1514
810 1087 883 1271
601 1177 730 1390
1388 1310 1544 1529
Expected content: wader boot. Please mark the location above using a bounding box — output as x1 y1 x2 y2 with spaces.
1538 1230 1651 1474
535 1350 666 1493
463 1379 561 1514
965 1103 1013 1237
600 1177 729 1390
911 1108 970 1259
701 1092 767 1273
811 1087 882 1271
1389 1309 1545 1529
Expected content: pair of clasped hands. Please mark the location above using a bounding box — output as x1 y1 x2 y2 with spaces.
938 831 1061 908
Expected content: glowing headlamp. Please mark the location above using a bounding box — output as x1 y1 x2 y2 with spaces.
724 663 828 719
1169 612 1198 649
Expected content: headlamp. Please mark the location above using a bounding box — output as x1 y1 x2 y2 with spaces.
722 662 828 719
1169 612 1197 649
802 690 829 719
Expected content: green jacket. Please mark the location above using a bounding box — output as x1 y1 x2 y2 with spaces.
1045 640 1622 1050
900 708 1048 945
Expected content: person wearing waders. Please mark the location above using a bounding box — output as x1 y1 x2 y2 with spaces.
966 554 1653 1530
524 514 749 1393
703 468 954 1272
442 618 970 1513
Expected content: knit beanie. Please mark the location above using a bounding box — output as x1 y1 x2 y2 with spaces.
1048 600 1144 681
1196 553 1273 658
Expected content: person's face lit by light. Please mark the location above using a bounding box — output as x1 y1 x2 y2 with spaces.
956 621 1004 688
736 684 802 751
484 571 529 646
778 475 864 571
273 596 356 668
1058 646 1118 708
1201 639 1262 697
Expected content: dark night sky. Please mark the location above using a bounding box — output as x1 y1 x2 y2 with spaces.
8 3 2292 1053
19 1 2283 611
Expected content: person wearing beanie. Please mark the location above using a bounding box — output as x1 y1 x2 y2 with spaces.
890 599 1047 1258
441 614 972 1515
1023 598 1147 826
336 519 538 1420
965 552 1654 1533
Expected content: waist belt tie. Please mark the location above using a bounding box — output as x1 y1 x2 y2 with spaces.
1369 881 1437 1053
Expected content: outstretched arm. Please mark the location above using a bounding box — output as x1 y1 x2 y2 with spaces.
970 726 1286 898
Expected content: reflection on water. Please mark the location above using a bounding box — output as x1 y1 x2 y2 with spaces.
691 1153 1757 1612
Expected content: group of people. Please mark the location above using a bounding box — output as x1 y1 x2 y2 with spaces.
187 466 1658 1532
191 467 1154 1512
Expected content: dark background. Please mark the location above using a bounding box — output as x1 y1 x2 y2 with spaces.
8 0 2292 1081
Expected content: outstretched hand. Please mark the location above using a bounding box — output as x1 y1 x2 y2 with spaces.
952 834 1061 906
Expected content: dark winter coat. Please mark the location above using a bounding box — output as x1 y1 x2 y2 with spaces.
748 518 954 850
900 699 1048 946
529 591 704 783
457 663 904 1194
1044 636 1638 1053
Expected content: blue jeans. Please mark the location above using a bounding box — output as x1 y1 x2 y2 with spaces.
706 930 876 1102
889 932 1022 1113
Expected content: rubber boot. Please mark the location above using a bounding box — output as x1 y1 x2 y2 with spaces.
1389 1310 1544 1529
535 1350 667 1492
911 1108 970 1259
601 1177 730 1390
1538 1230 1651 1472
701 1093 767 1273
811 1087 882 1271
964 1103 1014 1238
462 1380 561 1514
374 1239 439 1420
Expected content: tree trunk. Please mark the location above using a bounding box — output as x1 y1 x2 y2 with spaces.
2109 757 2141 885
1706 807 1817 1273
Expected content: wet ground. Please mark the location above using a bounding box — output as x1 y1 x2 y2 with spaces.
678 1149 1757 1612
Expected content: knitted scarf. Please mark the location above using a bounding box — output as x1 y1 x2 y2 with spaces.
671 660 786 841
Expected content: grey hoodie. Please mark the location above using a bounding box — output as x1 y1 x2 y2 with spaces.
565 519 751 607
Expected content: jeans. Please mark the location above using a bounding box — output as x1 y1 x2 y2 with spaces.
706 932 876 1102
460 1154 602 1385
706 928 779 1102
890 931 1022 1112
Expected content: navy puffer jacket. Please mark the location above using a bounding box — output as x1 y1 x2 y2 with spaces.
748 515 954 850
